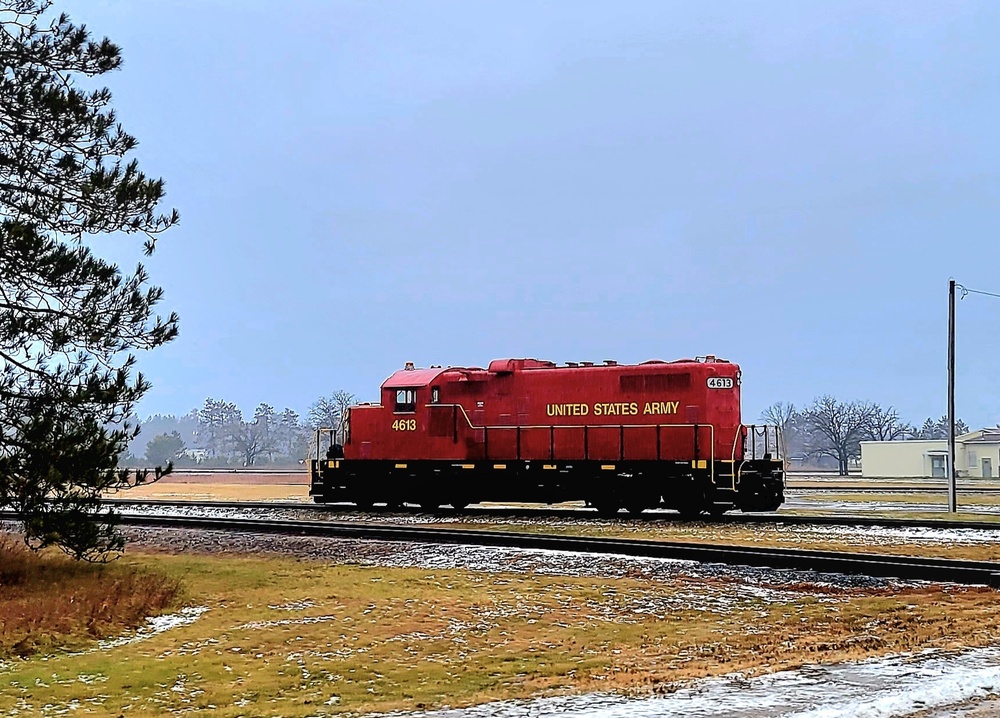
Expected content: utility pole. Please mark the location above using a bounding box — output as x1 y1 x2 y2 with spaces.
948 278 957 513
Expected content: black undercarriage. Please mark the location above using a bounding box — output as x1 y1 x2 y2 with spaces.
309 457 785 516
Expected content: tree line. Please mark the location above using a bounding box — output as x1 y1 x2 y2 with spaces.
132 390 356 468
762 397 971 475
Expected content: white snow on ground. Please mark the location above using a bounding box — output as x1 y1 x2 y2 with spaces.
369 647 1000 718
360 542 901 590
0 607 208 680
97 606 208 650
796 524 1000 546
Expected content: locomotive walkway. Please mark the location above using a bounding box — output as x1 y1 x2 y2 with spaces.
99 513 1000 586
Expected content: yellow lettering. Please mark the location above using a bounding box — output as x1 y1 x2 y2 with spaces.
670 401 679 413
629 402 638 415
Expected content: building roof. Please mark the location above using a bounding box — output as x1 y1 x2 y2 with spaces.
965 429 1000 444
861 429 1000 446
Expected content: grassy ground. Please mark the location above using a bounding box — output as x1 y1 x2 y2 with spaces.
0 537 181 659
1 546 1000 716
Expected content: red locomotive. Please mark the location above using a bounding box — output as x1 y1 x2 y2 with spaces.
309 356 784 515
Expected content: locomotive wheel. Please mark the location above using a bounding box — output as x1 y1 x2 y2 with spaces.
624 501 649 515
418 499 442 511
449 500 470 511
675 477 708 519
354 497 374 511
707 503 733 517
592 497 620 517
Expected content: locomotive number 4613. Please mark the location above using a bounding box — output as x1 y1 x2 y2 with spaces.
392 419 417 431
707 377 734 389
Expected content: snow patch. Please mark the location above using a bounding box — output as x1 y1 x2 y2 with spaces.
98 606 208 650
370 647 1000 718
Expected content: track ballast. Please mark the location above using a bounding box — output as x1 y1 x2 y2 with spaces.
107 513 1000 587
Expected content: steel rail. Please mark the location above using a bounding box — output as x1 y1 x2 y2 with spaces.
99 497 1000 531
785 485 1000 494
4 510 998 585
109 514 1000 586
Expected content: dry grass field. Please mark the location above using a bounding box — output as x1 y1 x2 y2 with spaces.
0 537 181 659
1 539 999 716
114 481 312 502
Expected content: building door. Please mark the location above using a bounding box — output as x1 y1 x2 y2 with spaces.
983 458 993 478
931 455 946 478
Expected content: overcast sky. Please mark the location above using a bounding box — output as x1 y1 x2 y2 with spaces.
64 1 1000 428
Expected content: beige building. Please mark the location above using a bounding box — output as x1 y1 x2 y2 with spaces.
861 429 1000 478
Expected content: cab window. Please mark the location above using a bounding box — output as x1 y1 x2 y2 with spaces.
395 388 417 413
431 386 440 403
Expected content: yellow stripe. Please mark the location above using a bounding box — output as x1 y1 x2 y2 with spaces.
543 464 557 470
327 461 337 469
458 464 475 469
601 464 616 471
394 463 407 469
493 464 506 469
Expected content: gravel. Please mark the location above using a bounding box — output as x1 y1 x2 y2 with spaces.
121 525 917 591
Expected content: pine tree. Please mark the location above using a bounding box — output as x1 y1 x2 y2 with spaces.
0 2 178 559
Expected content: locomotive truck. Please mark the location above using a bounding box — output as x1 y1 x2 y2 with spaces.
309 356 785 515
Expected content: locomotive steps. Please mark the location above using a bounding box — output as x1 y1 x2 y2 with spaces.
111 513 1000 587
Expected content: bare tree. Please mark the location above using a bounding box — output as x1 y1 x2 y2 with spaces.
863 405 913 442
307 390 357 459
801 396 874 475
760 402 797 454
760 402 795 431
229 419 263 466
308 390 357 439
225 403 281 467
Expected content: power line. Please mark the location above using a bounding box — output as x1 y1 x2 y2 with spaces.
956 284 1000 300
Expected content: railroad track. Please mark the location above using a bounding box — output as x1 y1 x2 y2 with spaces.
786 485 1000 493
111 514 1000 587
101 497 1000 531
4 509 998 585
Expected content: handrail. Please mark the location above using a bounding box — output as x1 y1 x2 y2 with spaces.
427 403 716 481
730 424 785 488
